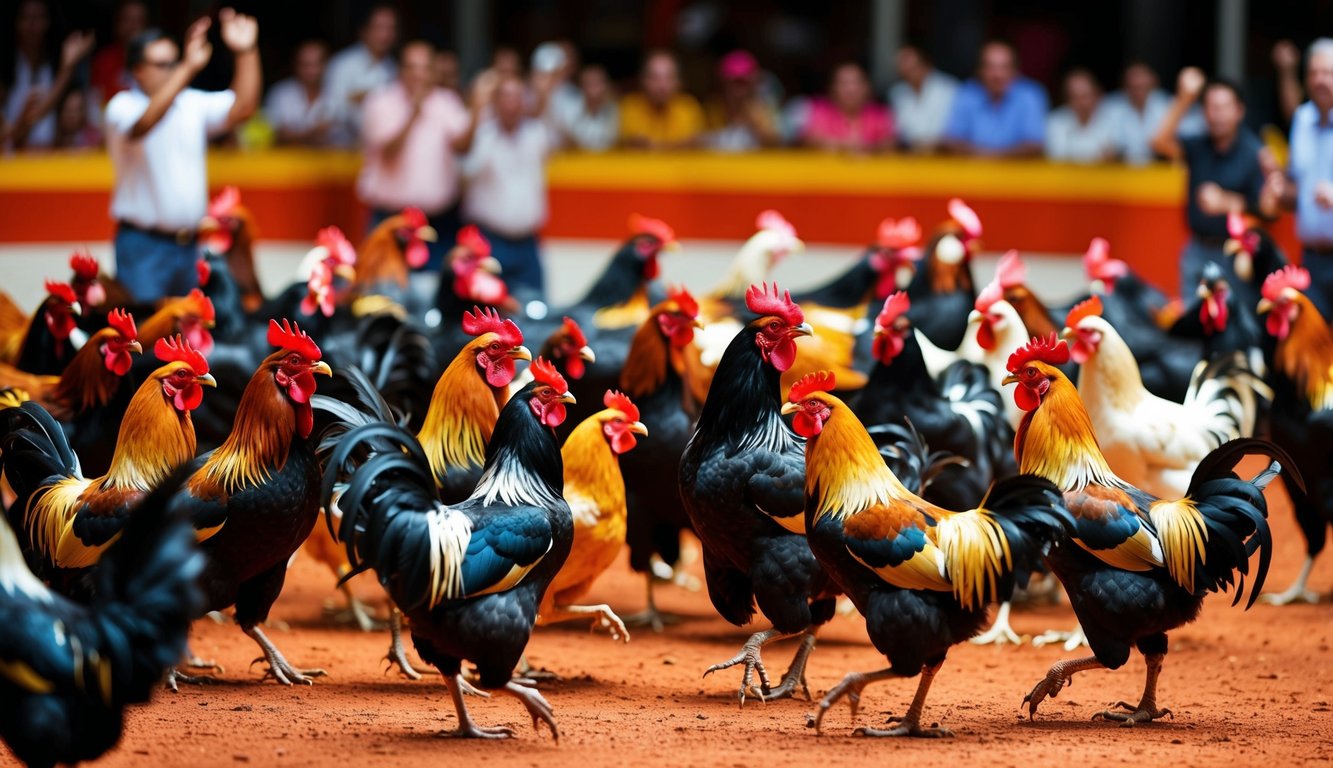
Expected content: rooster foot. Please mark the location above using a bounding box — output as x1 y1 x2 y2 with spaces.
515 656 562 682
970 603 1023 646
165 667 219 692
856 715 954 739
502 680 560 742
1023 656 1103 719
184 648 225 674
1032 625 1088 651
384 642 428 680
749 631 816 702
588 606 631 643
251 655 327 686
1093 700 1173 726
437 724 516 739
323 594 386 631
810 670 881 734
705 629 787 707
622 607 681 633
1258 587 1319 606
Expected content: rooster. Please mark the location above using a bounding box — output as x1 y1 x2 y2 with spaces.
786 370 1069 738
67 249 133 331
136 288 216 357
431 226 518 358
513 316 596 393
0 335 209 600
905 198 980 350
536 390 647 641
354 207 437 300
1255 266 1333 604
1005 334 1289 723
322 359 574 740
1064 295 1267 499
167 319 332 687
198 186 264 312
703 210 805 306
618 287 704 630
0 467 203 768
1168 262 1267 377
48 308 144 477
679 282 833 705
12 281 82 376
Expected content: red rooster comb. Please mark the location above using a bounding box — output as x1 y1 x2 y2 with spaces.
947 198 982 240
207 186 241 218
604 389 640 422
875 291 911 329
531 357 568 393
44 280 78 305
462 306 524 347
1065 295 1104 328
1007 333 1071 373
628 213 676 245
458 225 491 259
877 216 922 250
788 370 837 403
184 288 216 321
268 318 322 361
667 285 700 318
107 307 137 340
745 282 804 326
974 277 1003 314
561 316 588 348
1227 211 1246 240
154 334 209 375
756 209 796 237
402 207 428 229
996 250 1026 289
316 226 357 266
69 250 99 280
1262 265 1312 302
1083 237 1127 283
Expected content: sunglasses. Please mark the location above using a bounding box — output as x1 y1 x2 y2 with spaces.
141 59 178 70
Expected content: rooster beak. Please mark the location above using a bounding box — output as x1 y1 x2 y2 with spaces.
510 345 532 361
1196 282 1212 299
197 373 217 388
780 401 800 416
628 420 649 436
663 240 682 252
199 216 219 233
480 257 503 275
966 309 982 324
1001 374 1019 386
1223 238 1241 256
791 322 814 337
557 391 577 405
126 340 143 355
1059 327 1074 340
417 225 438 242
578 345 596 363
333 264 357 281
311 361 333 377
692 318 704 329
70 302 82 317
1256 298 1273 314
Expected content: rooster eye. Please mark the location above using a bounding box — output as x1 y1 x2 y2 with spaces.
768 320 781 331
1025 366 1037 378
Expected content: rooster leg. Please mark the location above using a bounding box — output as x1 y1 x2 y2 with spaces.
1259 556 1320 605
622 574 682 632
244 625 327 685
1032 623 1088 651
858 661 954 738
1023 655 1104 719
752 630 816 701
808 667 896 734
970 602 1023 646
500 680 560 741
514 654 559 682
384 608 429 680
436 674 514 739
703 628 795 707
1093 653 1173 725
184 645 225 674
164 667 219 692
541 603 631 643
324 584 385 631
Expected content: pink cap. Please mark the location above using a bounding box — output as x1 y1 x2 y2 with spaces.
719 50 759 81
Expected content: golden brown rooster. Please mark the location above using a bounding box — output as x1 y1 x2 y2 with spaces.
354 207 438 295
136 288 216 356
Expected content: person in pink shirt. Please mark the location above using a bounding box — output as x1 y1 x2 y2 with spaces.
357 39 487 270
802 62 895 153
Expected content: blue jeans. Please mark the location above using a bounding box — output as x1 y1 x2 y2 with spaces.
477 225 544 303
1302 248 1333 320
114 226 199 302
368 204 460 273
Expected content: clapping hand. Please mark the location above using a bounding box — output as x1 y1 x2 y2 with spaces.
182 17 213 72
219 8 258 53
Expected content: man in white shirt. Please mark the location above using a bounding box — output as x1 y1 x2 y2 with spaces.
1101 62 1206 165
104 9 260 302
1046 68 1119 163
463 76 552 301
888 45 957 152
552 64 618 151
324 4 397 148
265 40 331 146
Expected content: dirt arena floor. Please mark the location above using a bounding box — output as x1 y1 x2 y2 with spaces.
10 458 1330 768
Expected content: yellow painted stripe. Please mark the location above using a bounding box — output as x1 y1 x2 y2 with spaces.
0 148 1185 204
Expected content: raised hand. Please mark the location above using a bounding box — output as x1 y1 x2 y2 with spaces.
1273 40 1300 74
1176 66 1205 100
219 8 259 53
182 17 213 72
60 31 96 69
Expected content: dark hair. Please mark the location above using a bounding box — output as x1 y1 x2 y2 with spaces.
126 27 173 69
1204 77 1245 106
898 44 930 65
980 39 1019 67
360 3 398 29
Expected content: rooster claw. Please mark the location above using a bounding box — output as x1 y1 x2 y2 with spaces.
1022 672 1070 719
165 667 219 692
436 724 515 740
1092 701 1173 726
249 655 327 686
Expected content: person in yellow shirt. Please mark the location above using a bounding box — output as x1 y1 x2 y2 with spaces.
619 50 703 148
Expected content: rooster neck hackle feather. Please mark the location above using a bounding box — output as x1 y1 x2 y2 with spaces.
418 337 506 481
620 305 678 397
54 327 125 413
192 355 296 497
1074 318 1148 412
1016 372 1120 492
103 365 199 491
1274 293 1333 410
802 395 912 523
561 412 627 527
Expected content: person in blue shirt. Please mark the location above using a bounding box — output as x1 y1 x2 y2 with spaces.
941 40 1047 157
1266 38 1333 317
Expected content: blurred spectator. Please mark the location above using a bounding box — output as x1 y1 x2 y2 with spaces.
3 0 96 150
941 41 1047 157
533 40 579 116
105 11 261 302
433 49 460 93
779 96 812 145
358 40 483 269
52 86 99 148
463 74 554 300
89 0 147 105
1045 68 1118 163
704 50 779 151
889 45 957 152
802 62 894 153
1151 69 1267 298
619 50 704 149
1274 40 1303 127
324 3 397 147
1101 62 1172 165
265 40 332 147
492 46 523 80
552 64 617 151
1265 39 1333 316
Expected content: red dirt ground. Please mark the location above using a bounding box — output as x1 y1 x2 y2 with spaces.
6 460 1331 768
